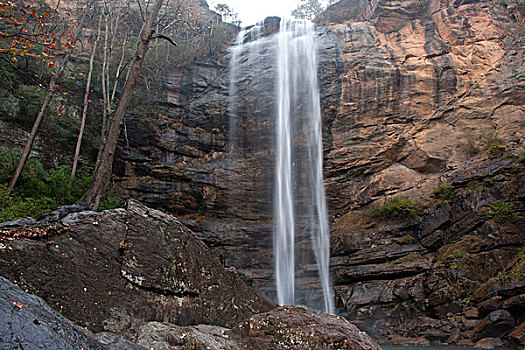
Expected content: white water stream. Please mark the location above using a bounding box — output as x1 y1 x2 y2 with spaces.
229 18 334 313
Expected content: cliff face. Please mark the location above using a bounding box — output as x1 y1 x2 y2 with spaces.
110 0 524 346
316 0 525 346
318 0 524 215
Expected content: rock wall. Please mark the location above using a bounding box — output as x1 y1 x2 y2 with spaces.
109 0 525 346
318 0 524 215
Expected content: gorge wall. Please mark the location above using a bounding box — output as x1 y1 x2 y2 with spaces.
111 0 525 346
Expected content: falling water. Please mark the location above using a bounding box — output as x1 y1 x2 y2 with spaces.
228 18 334 314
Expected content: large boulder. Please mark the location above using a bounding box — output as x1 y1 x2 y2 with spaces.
132 305 382 350
0 200 275 338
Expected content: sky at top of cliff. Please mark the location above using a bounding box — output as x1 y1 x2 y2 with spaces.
207 0 302 26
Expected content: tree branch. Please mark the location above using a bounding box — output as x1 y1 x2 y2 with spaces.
152 33 178 47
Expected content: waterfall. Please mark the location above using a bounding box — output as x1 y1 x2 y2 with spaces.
228 18 334 314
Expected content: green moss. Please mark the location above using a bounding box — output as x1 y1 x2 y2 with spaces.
397 234 417 245
373 197 423 218
431 181 455 200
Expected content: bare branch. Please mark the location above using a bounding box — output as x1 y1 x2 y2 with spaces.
152 33 178 46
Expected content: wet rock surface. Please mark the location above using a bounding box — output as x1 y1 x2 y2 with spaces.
0 276 124 350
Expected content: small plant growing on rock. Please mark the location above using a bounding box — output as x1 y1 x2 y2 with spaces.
373 197 423 218
485 200 515 224
397 234 417 245
431 181 455 200
481 130 506 155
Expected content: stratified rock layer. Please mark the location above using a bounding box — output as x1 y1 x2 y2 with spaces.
318 0 524 214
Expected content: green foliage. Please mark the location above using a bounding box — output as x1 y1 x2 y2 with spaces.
0 147 122 221
0 147 46 185
98 191 123 211
431 181 455 200
485 200 515 224
0 184 56 222
482 130 506 155
459 129 508 157
373 197 423 218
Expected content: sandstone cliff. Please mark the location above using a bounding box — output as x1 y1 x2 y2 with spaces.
4 0 523 347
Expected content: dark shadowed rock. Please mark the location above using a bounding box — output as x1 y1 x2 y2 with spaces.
0 276 112 350
472 309 515 341
509 321 525 346
0 216 37 230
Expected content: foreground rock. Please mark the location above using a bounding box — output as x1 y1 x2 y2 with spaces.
0 276 142 350
0 274 381 350
0 200 381 349
134 305 382 350
0 200 275 338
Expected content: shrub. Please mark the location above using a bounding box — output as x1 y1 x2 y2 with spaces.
0 147 46 185
431 181 455 200
481 130 506 155
374 197 423 218
485 200 515 224
0 184 57 222
459 136 481 157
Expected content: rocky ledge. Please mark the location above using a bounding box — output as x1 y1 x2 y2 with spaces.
331 155 525 348
0 200 380 349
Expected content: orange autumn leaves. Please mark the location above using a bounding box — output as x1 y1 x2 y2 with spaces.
0 2 76 68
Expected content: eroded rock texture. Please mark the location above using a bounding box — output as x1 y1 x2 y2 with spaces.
106 0 524 346
132 306 381 350
330 155 525 346
0 200 275 339
0 276 143 350
317 0 524 214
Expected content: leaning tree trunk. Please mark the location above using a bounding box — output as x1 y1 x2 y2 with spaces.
7 77 56 193
80 0 165 211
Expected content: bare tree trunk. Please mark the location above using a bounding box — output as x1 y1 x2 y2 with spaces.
71 16 102 181
7 77 55 192
80 0 165 210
